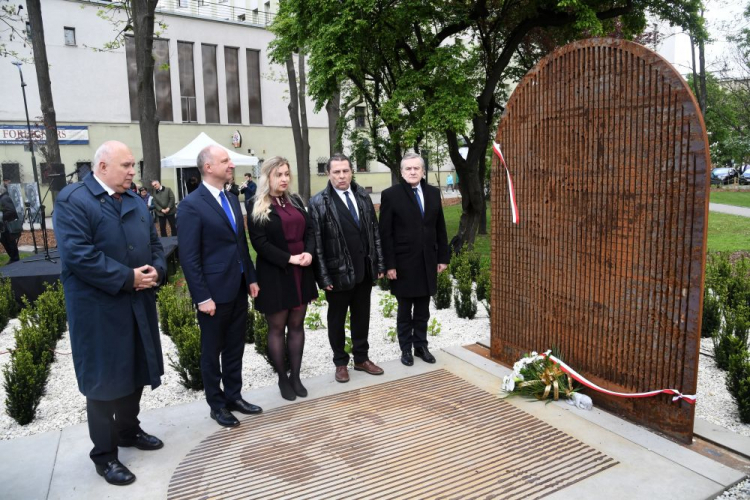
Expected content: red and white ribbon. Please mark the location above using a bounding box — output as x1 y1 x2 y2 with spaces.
492 142 519 224
541 352 697 405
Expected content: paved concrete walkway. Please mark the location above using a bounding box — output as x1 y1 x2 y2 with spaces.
0 345 745 499
709 203 750 218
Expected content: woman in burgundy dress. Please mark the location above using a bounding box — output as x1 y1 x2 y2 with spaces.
248 157 317 401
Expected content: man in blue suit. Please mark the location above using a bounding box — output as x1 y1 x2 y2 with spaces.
178 145 262 428
54 141 166 486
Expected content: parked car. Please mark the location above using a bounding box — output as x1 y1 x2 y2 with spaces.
740 168 750 185
711 167 739 185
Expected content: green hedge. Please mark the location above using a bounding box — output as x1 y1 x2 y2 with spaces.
0 278 17 331
2 281 66 425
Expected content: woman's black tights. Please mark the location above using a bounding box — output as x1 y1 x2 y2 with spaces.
265 305 307 400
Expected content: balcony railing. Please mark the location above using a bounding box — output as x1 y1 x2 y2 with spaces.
157 0 276 27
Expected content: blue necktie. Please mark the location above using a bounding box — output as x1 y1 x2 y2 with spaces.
413 188 424 218
344 191 360 227
219 191 237 233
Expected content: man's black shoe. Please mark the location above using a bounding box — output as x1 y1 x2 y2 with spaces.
414 346 436 363
95 460 136 486
401 350 414 366
227 399 263 415
118 431 164 451
210 408 240 427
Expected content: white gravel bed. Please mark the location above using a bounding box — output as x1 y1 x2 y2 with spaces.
0 286 489 440
696 337 750 438
717 479 750 500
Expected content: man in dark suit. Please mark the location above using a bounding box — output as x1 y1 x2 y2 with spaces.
309 153 385 383
379 152 449 366
178 145 262 428
54 141 166 486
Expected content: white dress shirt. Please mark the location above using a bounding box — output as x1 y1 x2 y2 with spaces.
93 173 115 196
333 185 359 219
203 181 236 226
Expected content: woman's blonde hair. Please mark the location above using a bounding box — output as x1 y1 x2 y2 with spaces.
251 156 297 224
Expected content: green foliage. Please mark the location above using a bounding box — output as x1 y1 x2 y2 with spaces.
168 319 203 391
728 350 750 399
736 377 750 423
379 294 397 318
453 255 477 320
376 276 390 291
313 289 327 306
3 349 49 426
157 284 180 336
16 305 55 367
386 326 397 343
253 311 272 368
433 269 452 309
714 308 749 371
0 278 17 330
344 335 353 355
304 308 325 330
467 251 481 281
32 282 67 340
475 261 491 303
428 318 441 337
701 288 722 338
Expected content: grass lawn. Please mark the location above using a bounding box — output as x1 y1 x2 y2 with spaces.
441 203 749 255
0 252 33 267
709 190 750 209
707 212 750 253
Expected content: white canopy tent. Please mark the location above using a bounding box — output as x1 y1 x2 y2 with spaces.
160 132 259 199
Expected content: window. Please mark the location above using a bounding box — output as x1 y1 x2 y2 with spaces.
225 47 241 124
178 0 188 7
177 41 197 123
202 44 220 123
153 39 174 122
75 161 91 182
246 49 263 124
1 163 20 184
64 27 76 46
354 106 365 128
125 36 173 122
25 22 31 38
317 158 328 175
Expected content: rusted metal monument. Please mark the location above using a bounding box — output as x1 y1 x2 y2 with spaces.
491 38 710 443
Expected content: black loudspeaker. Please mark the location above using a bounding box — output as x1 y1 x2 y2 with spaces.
49 163 66 191
1 163 20 183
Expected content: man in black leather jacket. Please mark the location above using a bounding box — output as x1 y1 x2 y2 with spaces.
309 153 386 383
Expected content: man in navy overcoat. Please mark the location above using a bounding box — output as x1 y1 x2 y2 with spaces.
54 141 166 486
178 145 262 428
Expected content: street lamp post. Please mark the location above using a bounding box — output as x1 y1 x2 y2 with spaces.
12 61 54 262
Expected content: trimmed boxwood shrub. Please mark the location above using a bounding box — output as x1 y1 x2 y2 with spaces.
453 258 477 320
433 268 452 310
3 349 49 425
0 277 17 331
168 319 203 391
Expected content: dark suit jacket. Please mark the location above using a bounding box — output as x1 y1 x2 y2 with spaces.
177 183 257 305
248 197 317 314
54 174 166 400
379 178 449 298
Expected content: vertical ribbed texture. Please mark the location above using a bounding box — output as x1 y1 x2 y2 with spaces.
492 39 709 444
168 371 616 499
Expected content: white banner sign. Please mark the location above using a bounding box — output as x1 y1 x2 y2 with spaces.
0 125 89 145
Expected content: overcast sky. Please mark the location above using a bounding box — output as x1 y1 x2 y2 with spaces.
655 1 749 77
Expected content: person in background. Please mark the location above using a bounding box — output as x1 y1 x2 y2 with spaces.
53 140 166 486
248 157 317 401
151 180 177 237
240 172 257 216
186 175 200 194
225 176 240 197
139 186 155 222
0 184 20 262
446 172 454 192
379 152 449 367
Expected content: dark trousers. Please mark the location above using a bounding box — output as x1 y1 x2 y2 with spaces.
244 200 254 218
197 279 247 411
0 230 19 262
158 214 177 237
87 386 143 465
326 278 372 366
396 296 430 351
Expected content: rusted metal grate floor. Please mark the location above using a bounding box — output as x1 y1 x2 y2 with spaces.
168 370 617 499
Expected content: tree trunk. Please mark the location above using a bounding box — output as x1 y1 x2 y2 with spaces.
689 35 701 106
26 0 60 165
286 53 310 202
698 38 707 115
478 153 487 235
325 86 341 156
298 51 310 201
132 0 161 184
